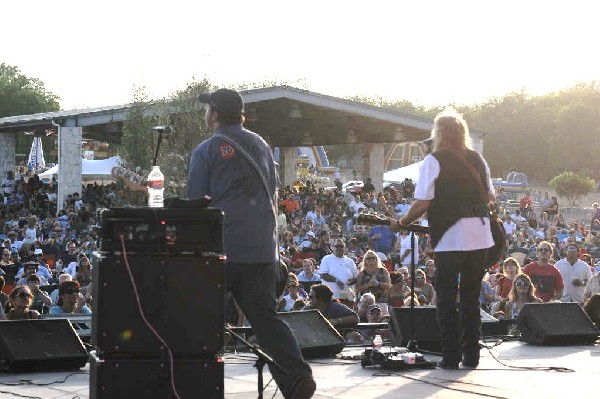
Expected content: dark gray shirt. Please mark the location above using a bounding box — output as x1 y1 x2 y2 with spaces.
187 124 278 263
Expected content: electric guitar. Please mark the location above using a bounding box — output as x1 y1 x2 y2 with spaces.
356 214 430 235
111 166 148 192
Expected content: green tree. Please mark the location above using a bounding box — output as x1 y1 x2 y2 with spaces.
161 77 213 196
0 63 60 117
0 63 61 162
549 171 595 207
120 87 156 174
119 78 213 198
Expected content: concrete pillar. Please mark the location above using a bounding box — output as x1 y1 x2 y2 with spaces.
0 133 16 177
57 127 82 212
363 143 385 193
281 147 297 188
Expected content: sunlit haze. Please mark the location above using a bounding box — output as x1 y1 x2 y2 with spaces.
4 0 600 110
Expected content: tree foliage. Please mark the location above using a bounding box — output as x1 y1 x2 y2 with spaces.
342 81 600 189
0 63 61 160
120 87 156 173
119 78 214 198
0 63 60 117
549 171 595 207
161 77 213 196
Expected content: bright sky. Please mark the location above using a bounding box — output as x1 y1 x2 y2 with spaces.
4 0 600 110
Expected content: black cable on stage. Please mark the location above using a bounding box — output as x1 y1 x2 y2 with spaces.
480 342 574 372
0 391 42 399
0 372 89 387
372 370 512 399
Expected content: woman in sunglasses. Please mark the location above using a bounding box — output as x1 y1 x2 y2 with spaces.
355 250 391 306
49 281 91 315
5 285 40 320
503 274 542 320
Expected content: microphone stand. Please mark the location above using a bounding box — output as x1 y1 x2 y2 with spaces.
152 130 165 167
224 326 288 399
397 223 429 353
407 230 420 352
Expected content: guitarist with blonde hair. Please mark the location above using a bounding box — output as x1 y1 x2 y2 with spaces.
388 108 496 370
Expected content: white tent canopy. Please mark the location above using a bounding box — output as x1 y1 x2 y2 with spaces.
383 161 422 183
39 156 121 182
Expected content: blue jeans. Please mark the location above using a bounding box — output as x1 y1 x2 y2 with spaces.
434 250 486 362
227 262 312 397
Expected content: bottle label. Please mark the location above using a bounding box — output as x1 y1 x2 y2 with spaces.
148 180 164 189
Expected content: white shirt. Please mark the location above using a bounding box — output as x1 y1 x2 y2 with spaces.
503 220 516 235
584 273 600 300
511 213 526 223
318 254 358 299
399 232 419 266
305 210 318 222
415 154 495 252
23 227 38 244
555 258 592 303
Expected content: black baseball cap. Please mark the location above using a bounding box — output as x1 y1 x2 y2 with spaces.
198 89 244 117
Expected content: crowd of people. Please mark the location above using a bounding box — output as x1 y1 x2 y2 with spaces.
2 162 600 338
269 181 600 337
1 169 106 319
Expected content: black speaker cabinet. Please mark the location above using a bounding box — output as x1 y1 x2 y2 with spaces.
389 306 504 351
93 254 225 356
517 302 599 345
0 319 88 372
90 356 223 399
279 310 345 358
389 306 441 350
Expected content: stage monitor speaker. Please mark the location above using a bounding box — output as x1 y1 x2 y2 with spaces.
0 319 88 372
93 255 225 357
389 306 441 351
389 306 504 351
517 302 599 345
279 310 345 358
90 356 223 399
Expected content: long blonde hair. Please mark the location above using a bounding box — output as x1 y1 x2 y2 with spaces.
360 250 384 271
431 107 472 152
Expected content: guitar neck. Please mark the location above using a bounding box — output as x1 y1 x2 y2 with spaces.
356 215 430 234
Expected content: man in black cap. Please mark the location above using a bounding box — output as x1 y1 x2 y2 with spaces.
189 89 315 398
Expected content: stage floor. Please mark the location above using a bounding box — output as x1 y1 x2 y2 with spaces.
2 339 599 399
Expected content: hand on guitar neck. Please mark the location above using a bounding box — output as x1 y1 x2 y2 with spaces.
356 214 429 234
111 166 149 194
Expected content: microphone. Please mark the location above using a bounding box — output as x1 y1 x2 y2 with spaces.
151 126 171 166
152 126 172 134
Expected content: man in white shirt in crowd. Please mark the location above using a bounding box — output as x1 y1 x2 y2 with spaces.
398 230 420 269
299 232 316 251
502 215 516 236
555 243 592 305
510 210 526 223
318 239 358 303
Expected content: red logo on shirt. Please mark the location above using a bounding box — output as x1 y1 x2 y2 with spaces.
220 143 236 159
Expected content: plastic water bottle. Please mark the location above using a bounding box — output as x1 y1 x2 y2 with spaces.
372 334 383 350
147 165 164 208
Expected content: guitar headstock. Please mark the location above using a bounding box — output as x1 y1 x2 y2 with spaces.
356 213 390 226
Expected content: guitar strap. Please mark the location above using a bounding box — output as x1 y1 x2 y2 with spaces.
213 132 285 281
445 149 490 205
